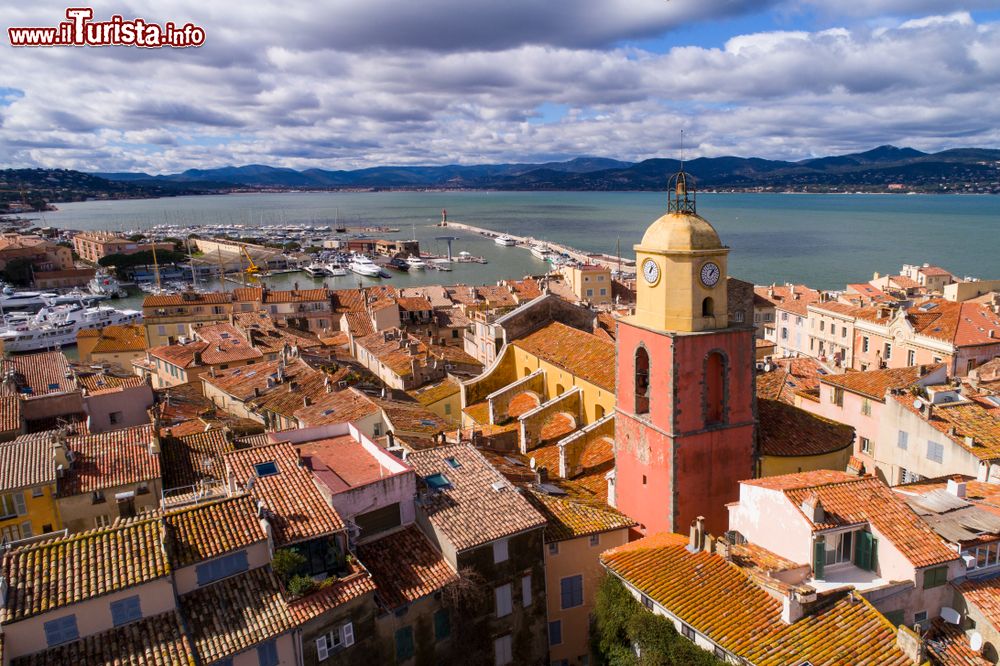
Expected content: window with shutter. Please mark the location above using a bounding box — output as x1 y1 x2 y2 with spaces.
342 622 355 647
495 583 512 617
316 636 329 661
854 531 873 571
13 492 26 516
521 575 532 607
813 540 825 579
560 575 583 609
433 610 450 641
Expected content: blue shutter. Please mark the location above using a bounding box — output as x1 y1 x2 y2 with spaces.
43 615 79 647
560 577 572 609
548 620 562 646
197 551 249 586
257 640 279 666
560 575 582 608
110 595 142 626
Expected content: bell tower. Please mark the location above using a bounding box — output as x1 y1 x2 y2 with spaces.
614 168 755 536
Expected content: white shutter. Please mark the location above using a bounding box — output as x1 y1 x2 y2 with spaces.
20 522 32 538
316 635 328 661
13 493 26 516
495 584 512 617
342 621 355 647
521 575 532 607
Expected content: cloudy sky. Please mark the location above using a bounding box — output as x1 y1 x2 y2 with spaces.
1 0 999 173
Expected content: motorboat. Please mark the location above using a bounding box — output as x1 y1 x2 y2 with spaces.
405 255 427 270
303 261 330 277
324 263 348 277
0 287 58 312
348 255 382 277
387 257 411 271
87 269 128 298
494 234 516 246
0 304 143 353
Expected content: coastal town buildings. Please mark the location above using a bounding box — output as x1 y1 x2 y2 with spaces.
76 324 148 371
0 232 72 274
72 230 174 264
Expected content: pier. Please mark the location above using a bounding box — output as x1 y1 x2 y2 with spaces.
441 221 636 273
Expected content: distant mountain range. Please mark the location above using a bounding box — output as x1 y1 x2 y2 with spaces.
2 146 998 211
92 146 1000 193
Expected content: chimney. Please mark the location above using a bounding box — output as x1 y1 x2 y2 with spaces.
873 272 881 280
895 625 925 665
302 396 312 408
535 467 548 484
781 594 804 624
387 431 395 448
53 438 72 469
253 387 261 397
209 365 216 378
800 493 824 523
288 381 298 393
965 435 976 448
687 516 706 553
947 479 967 498
193 349 204 366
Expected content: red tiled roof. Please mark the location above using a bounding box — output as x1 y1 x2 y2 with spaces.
195 323 264 365
0 351 76 397
602 533 911 665
225 441 345 545
1 518 170 623
753 284 822 317
148 341 208 369
357 525 458 610
0 439 54 492
513 321 615 391
0 395 20 433
925 617 991 666
957 577 1000 646
164 494 265 567
10 610 195 666
748 472 958 568
758 399 854 457
822 364 939 401
59 425 161 496
143 291 231 308
397 296 433 312
293 386 380 427
527 490 635 543
407 444 546 551
87 324 148 353
160 428 234 491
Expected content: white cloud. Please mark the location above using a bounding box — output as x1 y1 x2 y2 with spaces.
0 1 998 171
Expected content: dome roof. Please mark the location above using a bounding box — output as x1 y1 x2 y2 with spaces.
640 212 722 252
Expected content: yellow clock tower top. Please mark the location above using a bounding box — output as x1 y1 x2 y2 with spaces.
630 170 730 333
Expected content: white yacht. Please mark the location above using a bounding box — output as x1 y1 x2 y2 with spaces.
0 288 58 312
324 262 348 277
405 255 427 270
87 270 127 298
0 304 143 353
303 261 330 278
348 255 382 277
530 244 552 260
494 234 516 246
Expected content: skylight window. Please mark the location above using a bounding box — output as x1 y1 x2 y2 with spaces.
445 456 461 469
420 419 437 426
424 473 451 490
47 383 60 390
919 302 938 311
254 461 279 477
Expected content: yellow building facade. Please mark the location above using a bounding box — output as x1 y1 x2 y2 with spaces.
0 440 62 542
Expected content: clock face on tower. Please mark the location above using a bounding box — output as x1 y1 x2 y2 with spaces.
642 258 660 286
700 262 721 287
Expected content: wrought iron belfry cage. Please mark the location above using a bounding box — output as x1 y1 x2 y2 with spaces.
667 169 697 215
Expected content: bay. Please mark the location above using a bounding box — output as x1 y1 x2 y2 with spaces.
37 191 1000 292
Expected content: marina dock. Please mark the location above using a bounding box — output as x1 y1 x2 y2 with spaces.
441 220 636 273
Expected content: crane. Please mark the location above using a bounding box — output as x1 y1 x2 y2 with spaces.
241 245 262 275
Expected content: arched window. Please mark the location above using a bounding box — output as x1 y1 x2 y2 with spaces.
595 404 606 420
635 347 650 415
702 297 715 317
705 351 725 425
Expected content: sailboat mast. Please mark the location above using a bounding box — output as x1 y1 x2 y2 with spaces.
151 240 161 291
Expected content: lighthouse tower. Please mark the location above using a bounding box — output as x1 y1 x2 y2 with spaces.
613 171 755 536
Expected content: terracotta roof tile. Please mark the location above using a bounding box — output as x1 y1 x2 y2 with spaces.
753 285 822 317
343 311 374 337
180 567 294 662
405 378 460 406
1 518 170 623
375 398 450 436
0 439 55 492
76 373 146 396
526 490 635 543
9 610 195 666
202 357 313 402
164 494 265 567
925 617 991 665
143 291 232 308
823 364 940 401
891 395 1000 461
224 441 345 546
749 472 958 568
293 386 379 427
59 425 161 496
0 395 20 433
193 323 264 365
147 341 207 369
285 564 376 624
513 321 615 391
357 525 458 610
602 533 910 665
407 444 546 551
86 324 148 354
0 352 75 397
758 399 855 457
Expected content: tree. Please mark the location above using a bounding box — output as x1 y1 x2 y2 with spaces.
1 257 35 287
592 575 722 666
98 249 186 270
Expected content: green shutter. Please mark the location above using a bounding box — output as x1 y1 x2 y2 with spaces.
813 540 825 579
871 537 878 572
883 609 905 626
854 531 873 571
923 566 947 589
